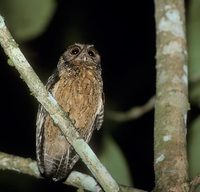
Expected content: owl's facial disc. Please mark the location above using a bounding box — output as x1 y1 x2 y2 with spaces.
60 43 101 70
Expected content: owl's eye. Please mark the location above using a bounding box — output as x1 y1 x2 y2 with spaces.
71 47 80 55
88 50 95 57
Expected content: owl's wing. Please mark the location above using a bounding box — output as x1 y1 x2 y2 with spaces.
36 70 60 173
46 69 60 91
36 69 59 142
36 69 60 135
36 104 46 174
92 92 105 133
94 96 104 131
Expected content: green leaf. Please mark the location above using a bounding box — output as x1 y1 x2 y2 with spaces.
0 0 56 41
187 0 200 105
188 116 200 191
99 135 132 186
188 116 200 178
188 0 200 82
190 83 200 105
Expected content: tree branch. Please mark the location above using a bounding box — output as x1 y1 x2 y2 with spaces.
154 0 189 191
107 96 155 122
0 152 101 191
0 152 147 192
0 15 119 192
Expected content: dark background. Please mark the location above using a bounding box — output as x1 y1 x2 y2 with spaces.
0 0 157 191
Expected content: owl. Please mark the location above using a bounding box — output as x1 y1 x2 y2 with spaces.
36 43 104 181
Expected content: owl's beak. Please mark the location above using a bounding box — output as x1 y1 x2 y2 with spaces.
80 51 88 62
83 56 87 62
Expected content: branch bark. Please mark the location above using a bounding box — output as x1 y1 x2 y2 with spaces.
0 15 119 192
0 152 146 192
0 152 102 191
154 0 189 191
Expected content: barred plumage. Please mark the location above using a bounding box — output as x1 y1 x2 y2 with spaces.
36 43 104 181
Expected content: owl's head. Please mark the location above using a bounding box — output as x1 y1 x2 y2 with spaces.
59 43 101 70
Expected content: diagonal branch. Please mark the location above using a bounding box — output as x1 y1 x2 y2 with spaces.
0 15 119 192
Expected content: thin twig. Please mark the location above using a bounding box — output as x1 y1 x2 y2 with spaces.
0 15 119 192
107 96 155 122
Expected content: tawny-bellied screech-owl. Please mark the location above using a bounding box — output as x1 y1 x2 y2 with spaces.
36 43 104 181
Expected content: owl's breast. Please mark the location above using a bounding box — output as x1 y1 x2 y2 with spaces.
52 68 102 132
